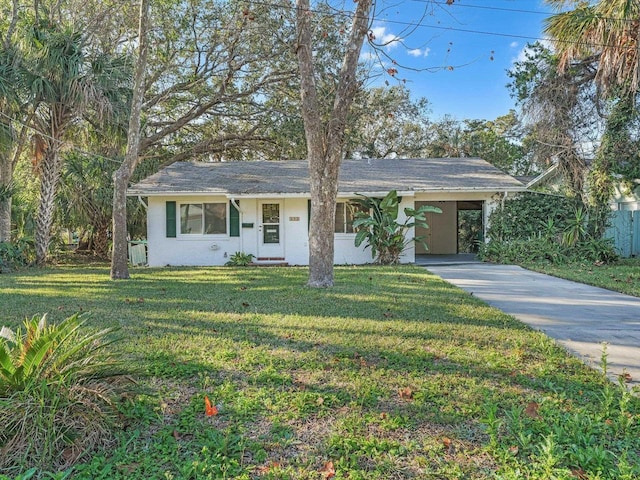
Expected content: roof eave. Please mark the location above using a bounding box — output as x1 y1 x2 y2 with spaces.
128 186 526 197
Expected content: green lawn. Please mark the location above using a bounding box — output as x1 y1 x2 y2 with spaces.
1 264 638 479
523 258 640 297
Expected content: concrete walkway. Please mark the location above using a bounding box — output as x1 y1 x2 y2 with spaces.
424 260 640 387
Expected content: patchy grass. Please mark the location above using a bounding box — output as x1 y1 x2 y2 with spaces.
524 258 640 298
0 264 638 479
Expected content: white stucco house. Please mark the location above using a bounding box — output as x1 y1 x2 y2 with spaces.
127 158 526 266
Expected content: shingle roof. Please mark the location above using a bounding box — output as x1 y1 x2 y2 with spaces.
128 158 525 196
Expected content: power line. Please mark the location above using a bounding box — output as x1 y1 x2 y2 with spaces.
243 0 634 50
412 0 639 22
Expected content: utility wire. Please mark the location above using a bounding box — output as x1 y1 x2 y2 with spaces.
243 0 637 50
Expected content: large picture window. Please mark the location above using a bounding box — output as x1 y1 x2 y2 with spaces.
180 203 227 234
335 201 366 233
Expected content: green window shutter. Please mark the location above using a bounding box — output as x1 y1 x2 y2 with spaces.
307 199 311 232
229 200 240 237
166 201 176 238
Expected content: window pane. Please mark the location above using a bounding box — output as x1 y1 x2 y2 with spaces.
262 203 279 224
335 202 345 233
180 204 203 234
346 202 366 233
204 203 226 234
264 225 280 243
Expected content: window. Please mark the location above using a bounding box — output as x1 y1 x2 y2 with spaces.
335 201 366 233
180 203 227 234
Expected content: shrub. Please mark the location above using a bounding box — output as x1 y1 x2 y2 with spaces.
0 237 34 273
481 193 617 265
0 314 128 473
487 193 576 243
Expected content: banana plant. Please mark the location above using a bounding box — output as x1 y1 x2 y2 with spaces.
352 190 441 264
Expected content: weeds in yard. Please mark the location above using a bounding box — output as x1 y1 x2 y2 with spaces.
487 346 640 479
0 265 638 478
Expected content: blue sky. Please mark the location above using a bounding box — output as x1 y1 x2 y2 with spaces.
363 0 553 121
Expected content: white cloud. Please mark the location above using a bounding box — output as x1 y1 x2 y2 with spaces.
370 26 401 49
510 41 519 48
408 48 422 57
423 47 431 57
360 51 377 62
512 38 553 65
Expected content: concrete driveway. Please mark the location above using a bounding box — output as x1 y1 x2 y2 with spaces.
423 260 640 387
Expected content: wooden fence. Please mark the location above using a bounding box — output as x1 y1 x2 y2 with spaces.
605 210 640 258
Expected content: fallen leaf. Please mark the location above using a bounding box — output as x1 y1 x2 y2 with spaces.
571 467 588 479
442 437 452 449
620 372 632 383
204 395 218 416
256 462 281 475
508 445 519 455
380 412 388 419
524 401 541 419
319 461 335 479
398 387 413 400
316 397 325 406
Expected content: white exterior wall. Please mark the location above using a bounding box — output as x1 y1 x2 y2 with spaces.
147 195 242 266
144 192 504 266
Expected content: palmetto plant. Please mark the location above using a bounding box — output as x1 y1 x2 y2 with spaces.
352 190 441 265
0 314 128 472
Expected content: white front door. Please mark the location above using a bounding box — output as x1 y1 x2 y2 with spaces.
258 201 284 259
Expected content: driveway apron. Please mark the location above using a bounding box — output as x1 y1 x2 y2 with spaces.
425 262 640 387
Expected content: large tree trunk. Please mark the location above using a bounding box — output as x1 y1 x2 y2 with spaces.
0 155 12 243
35 148 63 265
307 158 340 286
296 0 372 287
110 0 149 280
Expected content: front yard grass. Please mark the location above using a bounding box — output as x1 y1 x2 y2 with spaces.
1 264 638 479
524 258 640 298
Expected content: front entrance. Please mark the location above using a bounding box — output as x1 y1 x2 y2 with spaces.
257 201 284 259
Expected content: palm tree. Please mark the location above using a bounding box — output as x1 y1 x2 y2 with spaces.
545 0 640 96
22 21 130 264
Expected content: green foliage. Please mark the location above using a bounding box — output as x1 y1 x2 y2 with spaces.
487 193 576 242
352 190 441 264
481 193 618 264
561 206 587 247
458 209 483 253
0 313 128 473
225 251 255 266
0 239 33 273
